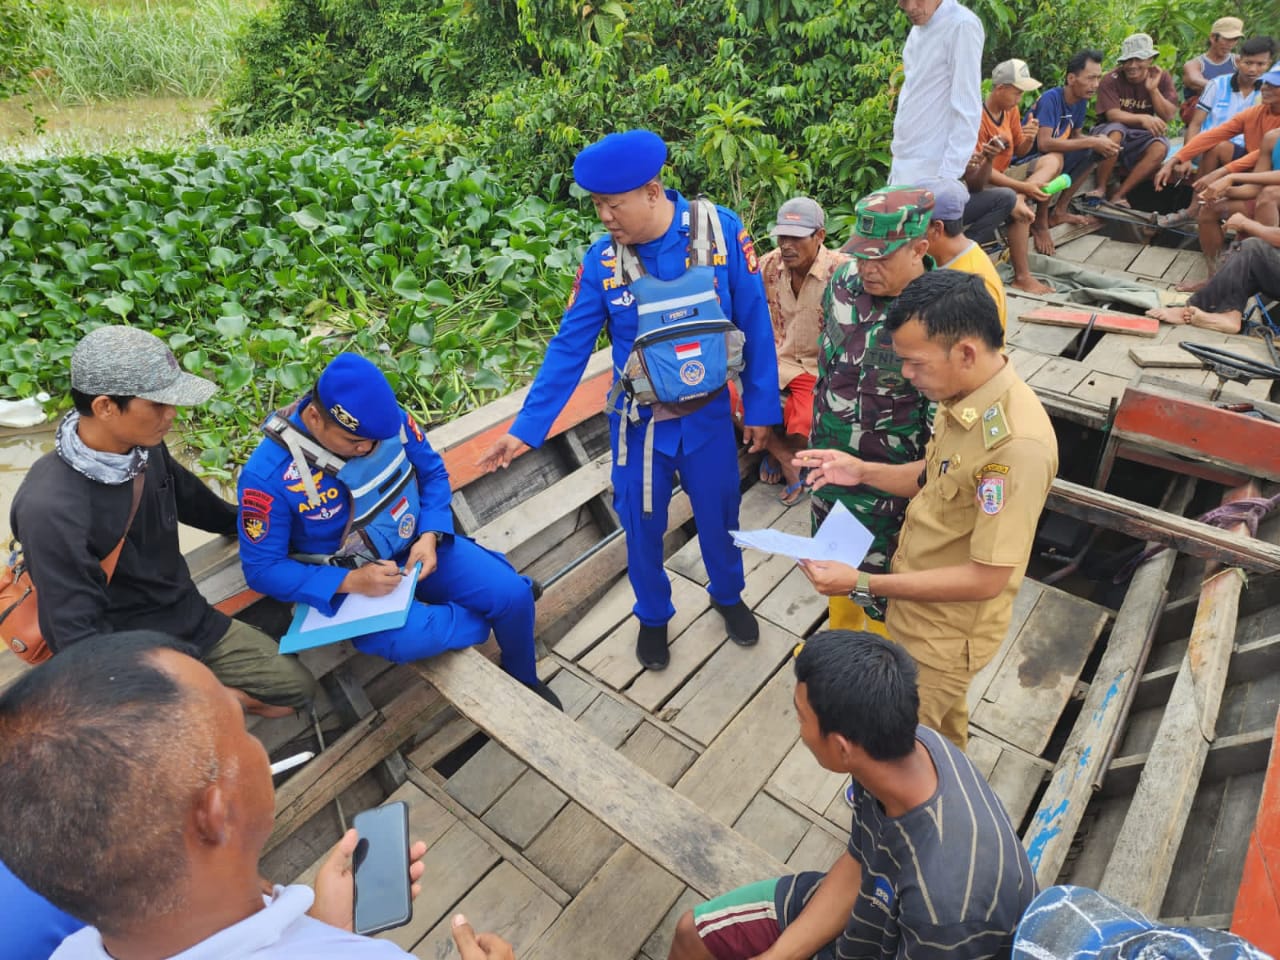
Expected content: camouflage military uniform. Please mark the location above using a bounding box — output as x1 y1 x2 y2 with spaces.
811 186 937 622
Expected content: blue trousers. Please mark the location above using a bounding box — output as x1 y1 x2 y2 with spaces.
612 416 746 626
353 536 539 686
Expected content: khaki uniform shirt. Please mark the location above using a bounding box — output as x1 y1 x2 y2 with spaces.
760 245 850 386
885 359 1058 671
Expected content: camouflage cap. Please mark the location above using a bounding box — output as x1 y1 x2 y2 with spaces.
840 186 935 259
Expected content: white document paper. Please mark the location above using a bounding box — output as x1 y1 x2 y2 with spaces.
296 562 419 634
731 501 873 566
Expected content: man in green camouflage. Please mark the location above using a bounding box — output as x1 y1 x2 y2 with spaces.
810 186 937 636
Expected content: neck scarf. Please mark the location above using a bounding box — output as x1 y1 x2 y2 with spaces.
55 411 148 484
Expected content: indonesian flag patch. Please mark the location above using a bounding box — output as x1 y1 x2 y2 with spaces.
391 496 410 522
674 341 703 360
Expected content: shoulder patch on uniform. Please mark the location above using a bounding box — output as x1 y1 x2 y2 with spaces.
241 510 269 543
978 462 1010 476
240 488 273 513
566 262 584 310
406 414 424 443
981 402 1011 450
976 476 1005 515
737 228 759 273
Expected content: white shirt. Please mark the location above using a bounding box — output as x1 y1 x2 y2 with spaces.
889 0 985 184
51 885 412 960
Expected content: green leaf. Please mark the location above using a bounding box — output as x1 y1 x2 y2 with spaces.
291 206 327 232
422 278 454 305
391 269 424 301
215 315 249 339
102 295 134 318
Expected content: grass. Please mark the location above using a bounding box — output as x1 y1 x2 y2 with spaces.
22 0 259 104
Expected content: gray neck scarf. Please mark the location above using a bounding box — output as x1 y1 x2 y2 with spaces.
55 411 149 484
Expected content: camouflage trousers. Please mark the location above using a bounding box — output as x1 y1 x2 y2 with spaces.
811 486 908 623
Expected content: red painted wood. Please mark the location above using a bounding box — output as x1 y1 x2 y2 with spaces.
1231 710 1280 954
1111 387 1280 481
1021 306 1160 337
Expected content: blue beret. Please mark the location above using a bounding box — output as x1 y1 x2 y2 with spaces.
573 130 668 195
315 353 402 441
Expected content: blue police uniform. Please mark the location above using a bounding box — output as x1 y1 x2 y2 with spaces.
237 397 539 687
510 190 779 626
1 857 83 960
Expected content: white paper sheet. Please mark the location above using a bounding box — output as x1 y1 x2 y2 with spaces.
295 562 419 634
731 501 873 566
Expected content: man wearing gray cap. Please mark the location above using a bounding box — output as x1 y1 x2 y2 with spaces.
754 197 850 503
9 326 315 717
1091 33 1178 205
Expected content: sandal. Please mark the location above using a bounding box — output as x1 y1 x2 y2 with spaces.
759 455 783 485
779 481 806 506
1156 210 1193 229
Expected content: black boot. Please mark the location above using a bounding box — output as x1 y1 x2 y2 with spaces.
636 622 670 670
713 600 759 647
532 680 564 711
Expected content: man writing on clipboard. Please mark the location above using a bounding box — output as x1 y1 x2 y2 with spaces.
237 353 559 708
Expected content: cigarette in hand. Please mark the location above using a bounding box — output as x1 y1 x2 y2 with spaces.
270 751 315 775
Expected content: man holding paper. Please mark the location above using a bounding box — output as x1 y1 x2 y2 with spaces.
237 353 558 708
797 270 1057 747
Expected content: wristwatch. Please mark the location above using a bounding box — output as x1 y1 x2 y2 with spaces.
849 570 875 606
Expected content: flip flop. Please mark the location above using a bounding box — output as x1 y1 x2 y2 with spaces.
779 481 806 506
759 455 783 485
1156 210 1193 229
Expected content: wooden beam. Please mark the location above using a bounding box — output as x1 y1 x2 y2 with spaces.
1047 478 1280 574
412 648 789 899
1024 477 1194 886
1098 483 1256 916
1134 632 1280 712
472 452 612 554
1020 306 1160 337
1100 726 1274 798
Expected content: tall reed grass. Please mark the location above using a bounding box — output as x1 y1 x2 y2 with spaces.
24 0 256 103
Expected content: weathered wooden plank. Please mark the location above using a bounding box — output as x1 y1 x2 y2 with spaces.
971 586 1109 754
1005 347 1051 382
472 452 612 555
1021 306 1160 338
1084 238 1146 271
1128 245 1180 280
1100 726 1275 798
552 575 636 661
733 792 813 863
1046 478 1280 574
410 862 561 959
1028 357 1090 396
1163 249 1203 283
1129 344 1214 368
986 745 1049 828
768 739 848 818
1053 233 1107 263
1006 320 1081 357
756 565 829 637
1024 482 1188 885
413 649 788 899
446 740 527 816
1099 522 1250 916
969 580 1043 705
666 481 791 586
787 823 847 872
626 609 727 712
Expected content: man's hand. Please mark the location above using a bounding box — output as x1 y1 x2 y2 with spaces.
339 560 403 597
477 434 529 473
742 425 772 453
1011 196 1035 223
797 559 860 596
1020 117 1040 146
1144 65 1163 92
308 828 430 932
1019 182 1050 203
980 136 1007 159
1224 212 1257 235
1090 136 1121 158
405 532 439 580
451 914 516 960
1139 114 1167 137
1153 160 1177 191
1199 172 1235 203
792 449 866 490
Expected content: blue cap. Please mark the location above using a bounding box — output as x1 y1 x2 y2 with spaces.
314 353 402 441
1261 63 1280 86
573 130 668 195
917 177 969 222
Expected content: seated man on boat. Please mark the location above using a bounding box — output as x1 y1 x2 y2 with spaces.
797 270 1058 748
1008 48 1121 246
1154 67 1280 281
1152 35 1274 231
477 130 780 672
961 59 1056 294
9 325 315 719
667 629 1036 960
753 196 850 503
0 631 516 960
1178 16 1244 122
921 177 1008 327
237 352 560 708
1089 33 1178 207
812 186 937 638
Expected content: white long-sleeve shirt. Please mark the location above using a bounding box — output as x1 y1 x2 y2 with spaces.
889 0 984 185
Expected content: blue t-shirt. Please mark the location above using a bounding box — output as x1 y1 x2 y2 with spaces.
1 858 83 960
1013 86 1088 165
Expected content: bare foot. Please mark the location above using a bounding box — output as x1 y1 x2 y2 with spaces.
1012 274 1055 295
1085 187 1106 200
1147 306 1191 325
1175 277 1208 293
1187 307 1243 333
1050 211 1101 227
1107 194 1131 208
1031 224 1056 256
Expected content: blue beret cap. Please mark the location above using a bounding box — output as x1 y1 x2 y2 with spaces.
573 130 668 195
315 353 402 441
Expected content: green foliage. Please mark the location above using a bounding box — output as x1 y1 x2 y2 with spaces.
0 123 596 473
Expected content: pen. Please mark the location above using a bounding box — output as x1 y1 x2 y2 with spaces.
357 551 408 575
270 751 315 775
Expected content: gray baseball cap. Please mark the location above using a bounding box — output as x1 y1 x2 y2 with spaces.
770 197 826 237
71 326 217 405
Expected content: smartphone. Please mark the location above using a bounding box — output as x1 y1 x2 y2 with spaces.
352 801 412 936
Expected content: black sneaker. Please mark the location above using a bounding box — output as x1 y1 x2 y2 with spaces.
636 623 670 670
531 680 564 711
713 600 759 647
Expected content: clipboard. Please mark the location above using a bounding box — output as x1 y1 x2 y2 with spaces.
280 563 422 653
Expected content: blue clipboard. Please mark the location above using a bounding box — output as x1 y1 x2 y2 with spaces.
280 563 422 654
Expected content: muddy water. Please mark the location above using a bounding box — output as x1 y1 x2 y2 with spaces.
0 95 215 161
0 424 224 554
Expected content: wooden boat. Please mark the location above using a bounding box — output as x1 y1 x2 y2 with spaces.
2 217 1279 958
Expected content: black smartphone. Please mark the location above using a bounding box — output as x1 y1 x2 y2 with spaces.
352 801 412 936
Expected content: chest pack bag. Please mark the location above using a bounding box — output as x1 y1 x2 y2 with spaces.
607 198 747 513
0 473 145 665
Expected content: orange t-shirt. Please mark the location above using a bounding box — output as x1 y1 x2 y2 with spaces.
976 106 1023 173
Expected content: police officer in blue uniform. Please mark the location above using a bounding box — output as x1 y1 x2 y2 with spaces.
479 130 780 671
238 353 559 707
